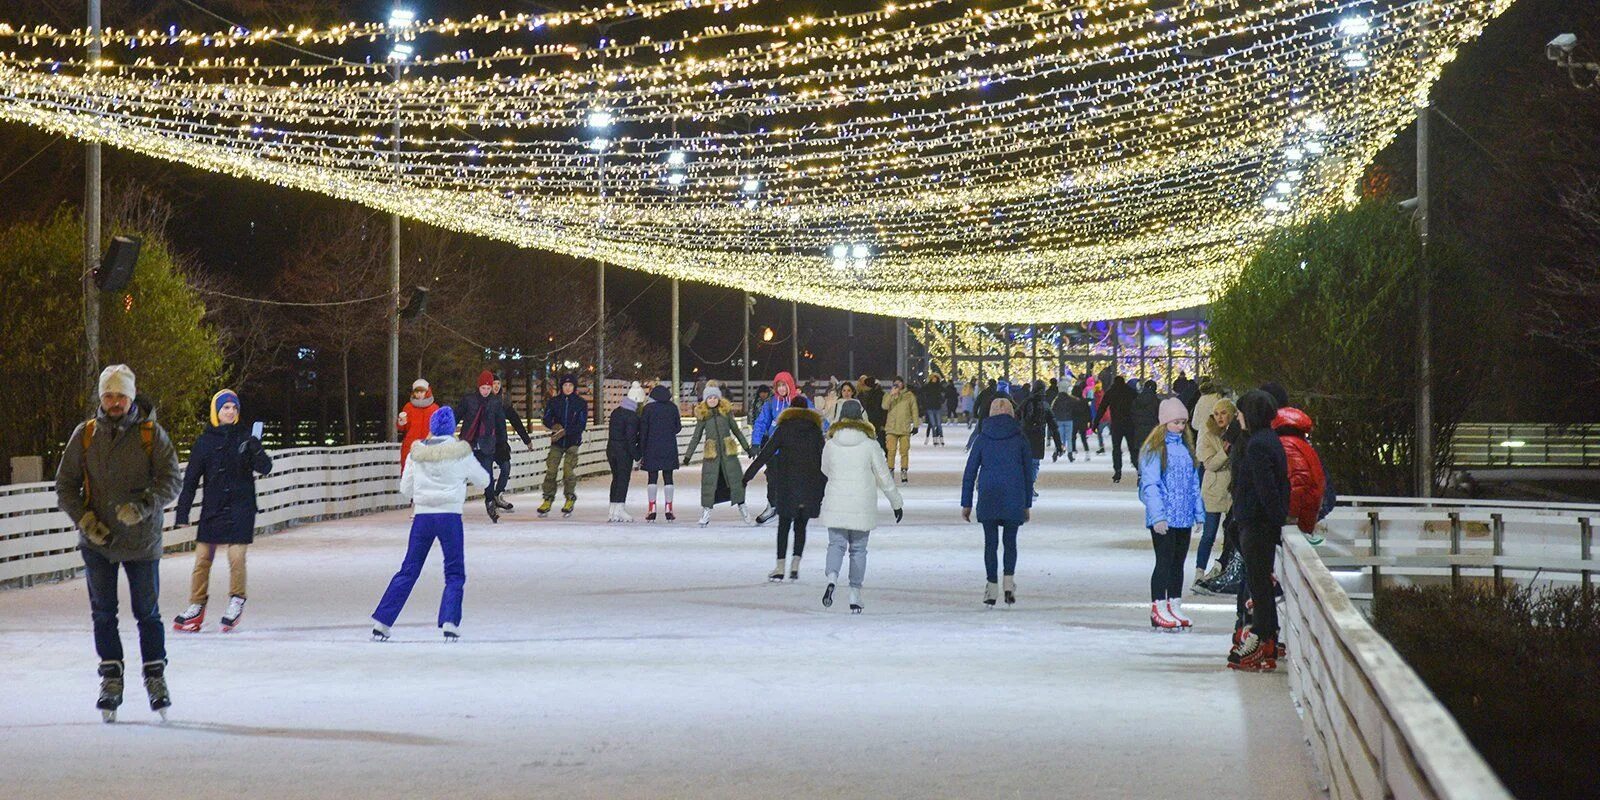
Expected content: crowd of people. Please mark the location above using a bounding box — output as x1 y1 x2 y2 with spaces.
54 359 1328 722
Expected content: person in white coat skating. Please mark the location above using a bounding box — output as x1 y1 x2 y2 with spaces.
370 406 491 642
818 399 904 613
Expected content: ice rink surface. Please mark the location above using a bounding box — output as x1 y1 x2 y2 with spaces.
0 427 1321 799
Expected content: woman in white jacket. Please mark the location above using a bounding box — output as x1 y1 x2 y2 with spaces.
371 406 491 642
819 399 903 613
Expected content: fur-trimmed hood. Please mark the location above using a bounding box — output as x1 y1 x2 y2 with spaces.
777 406 822 427
827 417 876 440
409 437 472 462
694 400 732 420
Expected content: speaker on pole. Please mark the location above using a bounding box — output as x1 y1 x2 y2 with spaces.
399 286 430 319
93 235 141 292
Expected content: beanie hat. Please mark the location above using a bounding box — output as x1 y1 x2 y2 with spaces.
627 381 647 405
210 389 240 428
789 395 810 409
1158 397 1188 426
412 378 430 391
478 370 495 388
98 364 136 398
429 405 457 437
1260 381 1289 409
838 399 865 420
560 374 578 390
703 383 723 401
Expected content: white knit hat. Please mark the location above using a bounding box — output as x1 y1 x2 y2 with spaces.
703 382 723 400
98 364 136 398
412 378 430 391
627 381 647 404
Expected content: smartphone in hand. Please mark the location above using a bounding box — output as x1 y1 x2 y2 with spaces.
251 421 265 440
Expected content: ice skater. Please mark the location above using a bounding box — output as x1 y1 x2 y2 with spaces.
607 382 646 522
396 378 441 473
371 406 490 642
683 382 754 526
173 389 273 633
750 371 798 449
55 365 182 721
742 395 826 581
818 399 903 613
960 397 1034 607
638 383 683 521
456 370 509 522
1138 399 1206 631
539 374 589 517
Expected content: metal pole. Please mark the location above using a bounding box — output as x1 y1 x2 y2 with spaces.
791 301 800 383
742 292 751 412
895 318 908 378
1416 101 1434 498
83 0 101 410
847 312 856 378
671 279 681 409
596 263 605 423
386 42 401 443
1030 324 1039 383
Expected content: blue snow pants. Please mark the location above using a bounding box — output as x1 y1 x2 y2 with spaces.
372 513 466 628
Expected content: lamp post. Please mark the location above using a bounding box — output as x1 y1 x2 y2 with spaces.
83 0 101 410
386 7 414 444
587 107 614 424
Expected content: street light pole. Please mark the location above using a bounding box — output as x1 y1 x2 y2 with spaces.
671 279 681 409
742 292 751 409
385 7 408 444
1416 101 1433 497
791 301 800 383
83 0 101 410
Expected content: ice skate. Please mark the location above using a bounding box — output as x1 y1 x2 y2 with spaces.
1150 601 1179 630
172 603 205 633
664 504 677 522
142 661 171 721
536 498 553 517
1228 633 1277 672
442 622 460 642
849 586 863 614
494 497 515 511
737 504 754 525
698 508 712 527
899 469 908 484
984 581 1000 607
822 578 836 608
1003 575 1016 606
1166 598 1193 629
220 596 246 632
371 622 391 642
616 504 634 523
96 660 123 723
1067 451 1075 462
485 495 500 523
607 503 622 523
645 501 658 523
755 505 778 525
788 555 802 581
768 559 786 582
561 497 576 517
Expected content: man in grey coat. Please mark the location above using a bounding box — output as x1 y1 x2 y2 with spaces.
55 364 182 721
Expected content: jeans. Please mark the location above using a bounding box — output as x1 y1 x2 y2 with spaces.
826 528 870 588
1149 526 1193 601
777 515 809 559
1196 511 1222 568
542 445 579 500
372 513 466 629
608 453 633 503
1236 519 1282 640
1108 425 1137 475
474 450 497 504
190 542 248 606
1056 421 1075 453
82 546 165 664
925 409 945 438
493 455 513 497
981 520 1020 583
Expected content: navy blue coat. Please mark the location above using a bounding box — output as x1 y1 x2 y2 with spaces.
607 404 642 461
541 391 590 448
960 414 1034 524
175 424 273 545
638 385 683 472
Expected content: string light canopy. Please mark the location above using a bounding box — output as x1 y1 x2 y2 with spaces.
0 0 1511 322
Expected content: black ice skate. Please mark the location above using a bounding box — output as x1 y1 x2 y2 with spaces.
486 496 500 523
494 497 514 511
96 660 123 723
822 583 836 608
142 660 171 721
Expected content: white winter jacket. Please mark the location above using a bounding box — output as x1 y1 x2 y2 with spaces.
819 418 903 531
399 437 491 515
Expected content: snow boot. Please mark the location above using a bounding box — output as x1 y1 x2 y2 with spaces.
96 660 123 723
172 603 205 633
984 581 1000 607
1003 575 1016 606
1166 598 1193 629
1150 601 1179 631
561 497 576 517
442 622 460 642
849 586 863 614
698 508 713 527
536 498 553 517
220 596 246 632
788 555 802 581
142 660 171 720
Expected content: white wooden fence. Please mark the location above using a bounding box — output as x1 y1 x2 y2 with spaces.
0 423 701 588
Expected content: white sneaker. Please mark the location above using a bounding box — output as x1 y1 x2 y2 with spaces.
698 508 713 527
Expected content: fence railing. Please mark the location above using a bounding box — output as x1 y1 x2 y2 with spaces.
0 423 703 589
1449 423 1600 468
1314 496 1600 600
1280 534 1512 800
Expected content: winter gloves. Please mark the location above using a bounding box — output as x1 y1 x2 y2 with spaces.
78 511 113 546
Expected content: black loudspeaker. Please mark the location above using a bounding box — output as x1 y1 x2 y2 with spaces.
399 286 430 319
682 321 700 347
94 235 141 292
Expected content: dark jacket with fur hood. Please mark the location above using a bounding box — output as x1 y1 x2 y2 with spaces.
743 406 826 518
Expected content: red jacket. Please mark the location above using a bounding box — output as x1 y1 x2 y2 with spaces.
397 399 441 471
1273 407 1326 533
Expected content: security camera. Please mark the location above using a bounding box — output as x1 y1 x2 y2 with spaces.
1547 33 1577 62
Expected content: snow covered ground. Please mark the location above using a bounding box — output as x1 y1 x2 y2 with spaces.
0 426 1321 799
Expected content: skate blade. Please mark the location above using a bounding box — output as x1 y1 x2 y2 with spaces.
101 709 117 724
221 624 237 633
850 606 863 614
157 708 169 722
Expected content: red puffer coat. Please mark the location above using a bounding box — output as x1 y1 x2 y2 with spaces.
397 398 441 471
1273 407 1326 533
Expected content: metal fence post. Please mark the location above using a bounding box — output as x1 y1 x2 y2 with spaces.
1449 512 1462 589
1581 517 1593 593
1369 511 1383 594
1491 512 1504 590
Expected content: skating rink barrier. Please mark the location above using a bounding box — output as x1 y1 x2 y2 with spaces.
1281 534 1511 800
0 423 702 588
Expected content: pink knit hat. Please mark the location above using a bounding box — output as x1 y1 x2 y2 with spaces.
1158 397 1189 426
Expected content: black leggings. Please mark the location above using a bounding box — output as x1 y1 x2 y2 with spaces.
777 515 809 559
1109 425 1138 475
1149 526 1193 601
1236 520 1282 640
608 454 632 503
646 469 674 485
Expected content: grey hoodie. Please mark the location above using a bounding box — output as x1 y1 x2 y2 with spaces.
55 398 182 562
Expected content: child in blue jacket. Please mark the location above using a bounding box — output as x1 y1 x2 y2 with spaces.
1138 398 1206 631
